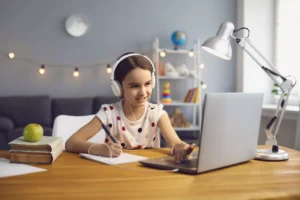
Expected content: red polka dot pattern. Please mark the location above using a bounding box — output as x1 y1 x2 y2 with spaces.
110 106 113 110
105 139 109 143
117 116 121 120
152 122 155 127
103 107 107 111
122 126 126 131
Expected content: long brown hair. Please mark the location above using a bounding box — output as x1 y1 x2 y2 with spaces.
114 52 153 85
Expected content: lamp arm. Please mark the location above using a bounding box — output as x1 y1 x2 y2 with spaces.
235 37 285 86
234 37 296 150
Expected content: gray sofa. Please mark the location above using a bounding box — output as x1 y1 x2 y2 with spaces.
0 95 198 150
0 95 118 149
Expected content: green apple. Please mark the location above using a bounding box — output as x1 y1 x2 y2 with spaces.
23 123 44 142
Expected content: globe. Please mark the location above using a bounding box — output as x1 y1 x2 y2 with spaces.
171 31 187 49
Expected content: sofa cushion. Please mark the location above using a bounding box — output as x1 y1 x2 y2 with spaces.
93 96 119 113
0 116 14 132
0 131 9 150
6 126 53 143
0 96 51 127
52 97 94 122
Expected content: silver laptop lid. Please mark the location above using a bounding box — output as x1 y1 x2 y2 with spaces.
197 93 263 173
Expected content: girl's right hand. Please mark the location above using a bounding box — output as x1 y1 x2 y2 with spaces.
100 141 122 157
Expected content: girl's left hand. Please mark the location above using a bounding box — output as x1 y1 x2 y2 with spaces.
170 142 195 163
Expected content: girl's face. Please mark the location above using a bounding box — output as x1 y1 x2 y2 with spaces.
122 68 152 107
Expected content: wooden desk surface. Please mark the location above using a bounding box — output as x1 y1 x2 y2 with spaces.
0 146 300 200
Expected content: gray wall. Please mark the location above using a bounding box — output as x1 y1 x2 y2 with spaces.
258 117 298 149
0 0 237 97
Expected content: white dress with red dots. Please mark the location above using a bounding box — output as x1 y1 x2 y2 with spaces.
96 101 166 149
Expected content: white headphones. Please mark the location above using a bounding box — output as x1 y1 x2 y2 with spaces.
110 53 156 97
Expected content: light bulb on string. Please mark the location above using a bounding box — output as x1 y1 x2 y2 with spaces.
201 81 207 89
8 52 15 59
199 63 204 69
188 50 194 57
159 50 166 57
39 65 45 74
73 68 79 77
106 64 112 74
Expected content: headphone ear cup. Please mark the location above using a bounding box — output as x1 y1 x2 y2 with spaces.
111 80 123 97
151 73 155 89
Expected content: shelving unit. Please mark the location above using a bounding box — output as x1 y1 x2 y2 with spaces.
152 38 202 133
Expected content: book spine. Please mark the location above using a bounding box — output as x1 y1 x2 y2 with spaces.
192 87 199 103
10 152 52 164
194 87 200 103
9 143 64 164
51 143 64 163
10 145 52 152
184 89 192 103
10 138 63 152
188 88 196 102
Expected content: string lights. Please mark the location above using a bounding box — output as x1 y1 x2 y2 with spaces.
106 64 112 74
0 50 114 77
159 51 166 57
73 68 79 77
0 50 207 87
159 50 195 58
201 81 207 89
188 50 194 57
39 65 45 74
8 52 15 59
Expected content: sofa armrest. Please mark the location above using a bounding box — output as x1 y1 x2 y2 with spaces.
0 116 14 132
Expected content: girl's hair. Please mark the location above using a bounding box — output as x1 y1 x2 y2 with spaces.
114 52 153 84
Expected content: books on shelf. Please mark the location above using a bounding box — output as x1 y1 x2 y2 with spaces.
184 87 200 103
8 136 63 164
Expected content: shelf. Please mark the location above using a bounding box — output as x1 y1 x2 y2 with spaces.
154 38 202 134
174 126 201 131
160 100 199 106
159 48 192 54
158 76 199 80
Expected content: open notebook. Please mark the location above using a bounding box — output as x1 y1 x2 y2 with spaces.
79 152 148 165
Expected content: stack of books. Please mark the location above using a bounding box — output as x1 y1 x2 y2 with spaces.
184 87 200 103
8 136 64 164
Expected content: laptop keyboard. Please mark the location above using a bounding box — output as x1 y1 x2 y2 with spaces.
147 151 199 168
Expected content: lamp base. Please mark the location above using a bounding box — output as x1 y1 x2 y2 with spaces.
255 148 288 161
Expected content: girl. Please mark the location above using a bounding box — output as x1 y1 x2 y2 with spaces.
65 53 195 163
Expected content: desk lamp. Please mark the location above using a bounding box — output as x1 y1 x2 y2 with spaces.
202 21 296 161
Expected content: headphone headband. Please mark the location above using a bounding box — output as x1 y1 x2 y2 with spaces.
110 53 155 80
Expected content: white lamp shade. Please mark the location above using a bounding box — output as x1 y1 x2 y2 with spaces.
202 36 232 60
202 21 235 60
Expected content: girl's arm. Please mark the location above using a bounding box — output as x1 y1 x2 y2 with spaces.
157 113 182 147
65 116 122 156
158 113 195 162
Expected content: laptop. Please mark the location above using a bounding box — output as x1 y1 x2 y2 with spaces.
139 93 263 174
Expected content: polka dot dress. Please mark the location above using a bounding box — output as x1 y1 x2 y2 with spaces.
96 101 166 149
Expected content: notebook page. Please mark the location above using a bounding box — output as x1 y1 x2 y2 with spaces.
79 152 148 165
0 158 47 178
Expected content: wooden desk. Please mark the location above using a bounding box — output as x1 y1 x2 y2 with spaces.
0 146 300 200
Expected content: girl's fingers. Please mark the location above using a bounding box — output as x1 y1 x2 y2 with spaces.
175 144 181 163
180 143 186 161
110 146 121 157
112 143 122 149
169 147 174 156
186 143 195 155
112 149 122 157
